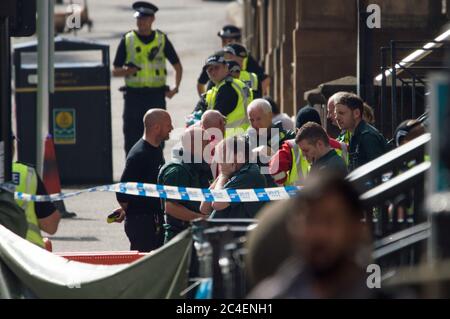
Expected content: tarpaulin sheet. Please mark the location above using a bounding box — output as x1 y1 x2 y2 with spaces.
0 225 192 299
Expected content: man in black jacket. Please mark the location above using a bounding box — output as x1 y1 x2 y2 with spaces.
334 93 387 171
115 109 173 252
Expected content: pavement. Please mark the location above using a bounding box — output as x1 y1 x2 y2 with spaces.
12 0 235 252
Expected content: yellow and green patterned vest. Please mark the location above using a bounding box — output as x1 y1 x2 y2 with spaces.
125 30 167 88
12 162 45 248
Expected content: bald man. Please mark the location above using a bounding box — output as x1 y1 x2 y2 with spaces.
158 127 212 242
201 110 226 137
201 110 226 179
115 109 173 252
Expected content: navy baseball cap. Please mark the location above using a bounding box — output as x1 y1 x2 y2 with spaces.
218 25 241 39
204 53 227 68
226 60 241 73
133 1 158 18
223 43 248 58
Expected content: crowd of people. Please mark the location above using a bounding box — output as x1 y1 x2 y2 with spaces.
0 1 432 300
109 2 429 262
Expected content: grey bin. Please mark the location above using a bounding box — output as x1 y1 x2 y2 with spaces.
14 37 113 185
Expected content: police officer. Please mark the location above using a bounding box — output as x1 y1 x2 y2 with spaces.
113 2 183 155
196 25 269 96
227 60 242 79
334 93 387 171
224 44 261 98
203 53 253 137
12 162 61 248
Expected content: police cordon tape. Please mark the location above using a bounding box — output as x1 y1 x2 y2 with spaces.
1 182 302 203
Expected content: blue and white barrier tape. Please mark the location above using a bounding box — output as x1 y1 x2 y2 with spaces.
4 182 301 203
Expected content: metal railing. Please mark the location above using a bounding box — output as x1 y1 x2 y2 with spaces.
348 133 429 194
372 222 429 267
189 135 432 298
190 219 256 299
350 134 432 271
378 39 450 138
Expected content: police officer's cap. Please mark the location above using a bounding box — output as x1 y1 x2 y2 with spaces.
133 1 158 18
223 43 248 58
204 53 227 68
226 60 241 73
218 25 241 39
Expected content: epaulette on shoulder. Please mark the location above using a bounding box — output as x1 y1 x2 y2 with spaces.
155 29 166 36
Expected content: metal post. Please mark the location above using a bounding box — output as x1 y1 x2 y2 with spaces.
412 76 417 118
36 0 53 176
357 0 374 107
380 48 387 137
391 41 397 137
49 0 55 94
0 16 12 183
400 83 405 120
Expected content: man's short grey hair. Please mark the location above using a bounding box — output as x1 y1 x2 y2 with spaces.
247 98 272 115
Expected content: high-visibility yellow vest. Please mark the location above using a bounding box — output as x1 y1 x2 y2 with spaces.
337 131 351 165
206 77 253 137
286 140 310 186
240 70 258 92
242 56 248 71
12 162 45 248
335 141 349 166
125 30 167 88
338 130 352 145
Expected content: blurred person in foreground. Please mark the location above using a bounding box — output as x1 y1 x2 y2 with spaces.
248 173 374 299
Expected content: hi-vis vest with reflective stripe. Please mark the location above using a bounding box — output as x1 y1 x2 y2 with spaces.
286 140 310 186
12 162 45 248
240 70 258 92
205 77 253 137
125 30 167 88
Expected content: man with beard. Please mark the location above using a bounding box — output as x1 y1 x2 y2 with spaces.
248 173 374 299
334 93 387 171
